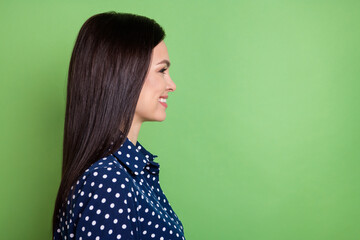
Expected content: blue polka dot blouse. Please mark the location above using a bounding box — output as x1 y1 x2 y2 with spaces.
54 137 185 240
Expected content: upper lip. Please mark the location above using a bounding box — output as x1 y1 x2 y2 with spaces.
159 96 168 99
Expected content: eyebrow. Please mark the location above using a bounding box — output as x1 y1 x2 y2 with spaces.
157 59 171 68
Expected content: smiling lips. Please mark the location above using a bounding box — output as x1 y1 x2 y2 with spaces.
158 95 168 108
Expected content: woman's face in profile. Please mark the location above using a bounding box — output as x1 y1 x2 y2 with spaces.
133 40 176 123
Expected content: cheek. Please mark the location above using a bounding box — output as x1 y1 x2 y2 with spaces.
137 81 161 110
143 77 165 98
149 76 164 91
134 76 167 121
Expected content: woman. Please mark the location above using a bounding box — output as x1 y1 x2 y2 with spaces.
53 12 185 240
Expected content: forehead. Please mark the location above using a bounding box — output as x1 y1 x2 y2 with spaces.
152 40 169 62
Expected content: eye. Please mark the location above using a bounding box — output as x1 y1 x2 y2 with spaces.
159 67 167 73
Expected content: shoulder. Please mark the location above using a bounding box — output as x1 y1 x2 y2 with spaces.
86 154 128 177
70 155 135 203
86 155 128 179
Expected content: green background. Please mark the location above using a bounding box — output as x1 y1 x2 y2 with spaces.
1 1 359 239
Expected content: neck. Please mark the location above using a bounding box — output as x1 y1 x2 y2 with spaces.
127 117 142 146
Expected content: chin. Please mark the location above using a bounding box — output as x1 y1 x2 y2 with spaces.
155 115 166 122
145 113 166 122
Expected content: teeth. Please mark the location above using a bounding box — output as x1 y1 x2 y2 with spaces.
158 98 167 103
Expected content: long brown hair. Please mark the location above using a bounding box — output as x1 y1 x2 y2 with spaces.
52 11 165 233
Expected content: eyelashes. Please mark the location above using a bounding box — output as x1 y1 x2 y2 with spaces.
159 67 167 73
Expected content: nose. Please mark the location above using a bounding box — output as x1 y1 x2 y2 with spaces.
167 75 176 92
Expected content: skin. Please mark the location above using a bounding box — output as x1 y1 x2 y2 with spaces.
127 40 176 145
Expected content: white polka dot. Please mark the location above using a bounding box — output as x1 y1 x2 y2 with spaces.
126 154 130 158
87 231 92 237
107 188 112 193
117 234 121 239
118 209 123 214
121 184 125 189
151 233 155 238
93 172 98 176
92 220 96 225
105 214 110 219
112 178 117 182
108 229 113 234
103 174 107 179
96 209 101 214
122 224 127 229
115 193 120 198
100 225 105 230
101 198 106 203
110 203 115 208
